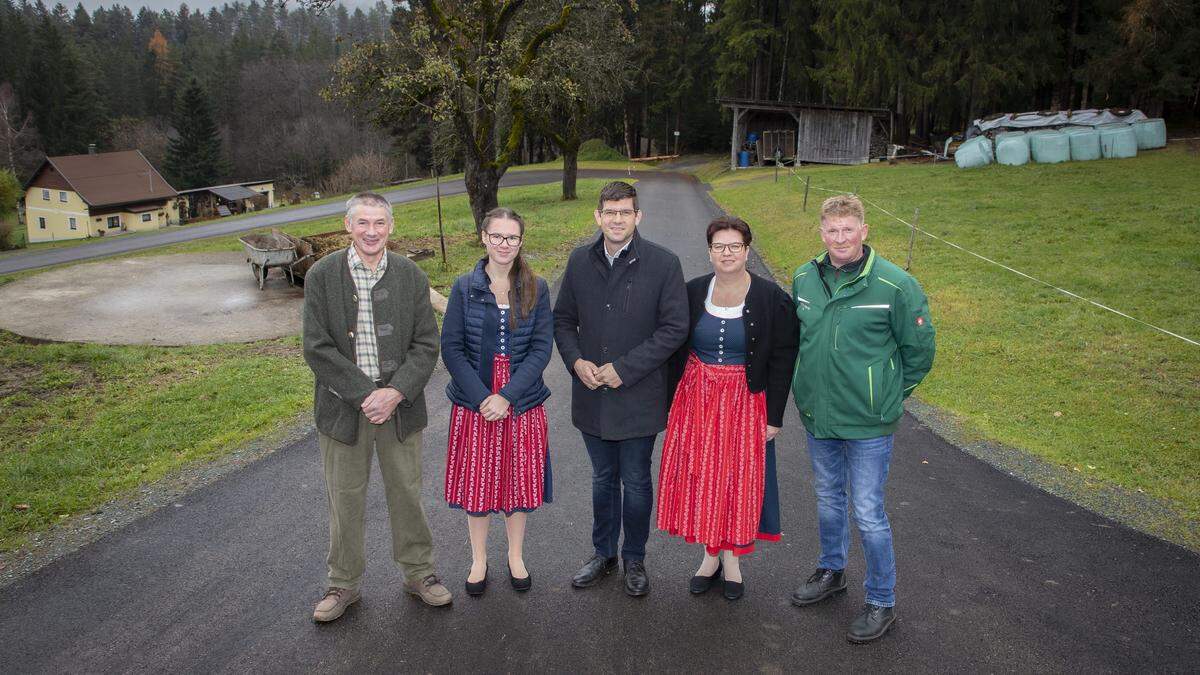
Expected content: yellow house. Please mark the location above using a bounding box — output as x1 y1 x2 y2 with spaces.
23 150 180 243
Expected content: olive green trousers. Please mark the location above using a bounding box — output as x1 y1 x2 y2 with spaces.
318 413 436 589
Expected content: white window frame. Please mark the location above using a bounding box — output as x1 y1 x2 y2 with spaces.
69 217 77 230
38 217 46 229
141 213 152 223
41 189 49 201
59 191 68 202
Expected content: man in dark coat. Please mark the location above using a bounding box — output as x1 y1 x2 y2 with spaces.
553 181 689 597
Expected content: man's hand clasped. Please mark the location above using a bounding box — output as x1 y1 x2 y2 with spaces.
574 359 622 390
361 387 405 425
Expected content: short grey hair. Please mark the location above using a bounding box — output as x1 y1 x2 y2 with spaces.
345 192 393 223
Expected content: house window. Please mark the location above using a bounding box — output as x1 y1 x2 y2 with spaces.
38 217 46 229
141 213 152 222
107 216 121 229
69 217 77 230
59 191 68 202
41 189 49 201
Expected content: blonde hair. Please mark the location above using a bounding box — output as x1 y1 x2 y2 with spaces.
819 194 865 225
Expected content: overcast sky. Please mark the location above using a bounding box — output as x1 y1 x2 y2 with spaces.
69 0 379 13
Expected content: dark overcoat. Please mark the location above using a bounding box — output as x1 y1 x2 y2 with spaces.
553 231 689 441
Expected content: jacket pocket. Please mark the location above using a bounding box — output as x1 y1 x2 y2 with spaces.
879 353 903 423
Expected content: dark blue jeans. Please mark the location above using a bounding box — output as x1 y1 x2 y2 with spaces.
581 433 655 562
806 432 897 607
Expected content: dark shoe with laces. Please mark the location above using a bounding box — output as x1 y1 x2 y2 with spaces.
847 603 896 643
572 555 619 588
404 574 453 607
509 562 532 592
689 560 723 594
465 565 487 597
624 560 650 597
791 568 847 606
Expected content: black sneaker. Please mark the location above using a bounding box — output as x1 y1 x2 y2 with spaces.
571 555 618 588
624 560 650 597
847 603 896 644
790 568 847 606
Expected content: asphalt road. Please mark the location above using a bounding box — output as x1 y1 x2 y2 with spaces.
1 173 1197 672
0 169 633 275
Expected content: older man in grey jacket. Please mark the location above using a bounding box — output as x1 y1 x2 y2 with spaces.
302 192 448 622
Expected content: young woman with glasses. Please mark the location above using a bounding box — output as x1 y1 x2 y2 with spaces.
657 216 799 600
440 207 554 596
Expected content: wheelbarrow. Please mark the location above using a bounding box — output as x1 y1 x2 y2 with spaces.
238 231 311 290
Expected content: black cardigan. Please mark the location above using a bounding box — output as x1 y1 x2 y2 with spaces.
668 272 800 427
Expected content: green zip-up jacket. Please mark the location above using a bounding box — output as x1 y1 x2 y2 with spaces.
790 246 936 439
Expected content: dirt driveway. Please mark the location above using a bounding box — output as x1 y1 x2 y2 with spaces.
0 252 303 345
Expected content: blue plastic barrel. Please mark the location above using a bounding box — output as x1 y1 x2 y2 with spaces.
1098 124 1138 159
1065 127 1101 161
738 150 751 167
1030 130 1070 164
995 132 1030 166
1133 119 1167 149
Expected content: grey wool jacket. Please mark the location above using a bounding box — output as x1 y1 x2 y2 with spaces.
302 248 440 444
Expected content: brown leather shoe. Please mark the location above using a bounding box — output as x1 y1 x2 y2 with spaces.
404 574 453 607
312 586 360 623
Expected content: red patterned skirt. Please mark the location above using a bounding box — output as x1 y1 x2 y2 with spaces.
657 353 771 556
444 354 550 515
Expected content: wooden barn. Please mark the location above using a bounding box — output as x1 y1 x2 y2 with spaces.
719 98 892 169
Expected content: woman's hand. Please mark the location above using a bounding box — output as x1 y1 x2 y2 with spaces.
480 394 511 422
766 425 781 442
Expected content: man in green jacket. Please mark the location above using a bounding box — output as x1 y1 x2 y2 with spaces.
789 194 935 643
302 192 449 622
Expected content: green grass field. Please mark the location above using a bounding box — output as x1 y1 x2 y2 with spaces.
0 179 610 553
707 145 1200 542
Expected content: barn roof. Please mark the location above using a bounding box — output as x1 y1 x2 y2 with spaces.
718 97 891 116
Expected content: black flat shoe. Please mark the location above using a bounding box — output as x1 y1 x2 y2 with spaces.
689 560 723 594
508 562 532 592
572 555 618 588
465 565 488 597
722 577 745 601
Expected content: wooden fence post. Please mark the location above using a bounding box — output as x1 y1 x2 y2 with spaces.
905 207 920 270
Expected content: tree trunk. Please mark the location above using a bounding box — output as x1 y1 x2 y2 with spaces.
464 152 501 234
561 138 579 201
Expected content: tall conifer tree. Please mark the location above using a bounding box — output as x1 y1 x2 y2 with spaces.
164 78 226 189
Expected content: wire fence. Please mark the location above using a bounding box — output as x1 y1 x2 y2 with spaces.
786 167 1200 348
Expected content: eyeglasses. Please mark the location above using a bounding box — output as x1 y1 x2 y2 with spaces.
709 242 746 254
599 209 637 219
820 226 862 240
484 233 522 246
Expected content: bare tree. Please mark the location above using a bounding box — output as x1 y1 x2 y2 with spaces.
0 82 42 180
109 116 170 169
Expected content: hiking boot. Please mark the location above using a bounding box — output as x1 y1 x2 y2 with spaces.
312 586 360 623
791 568 847 606
847 603 896 643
